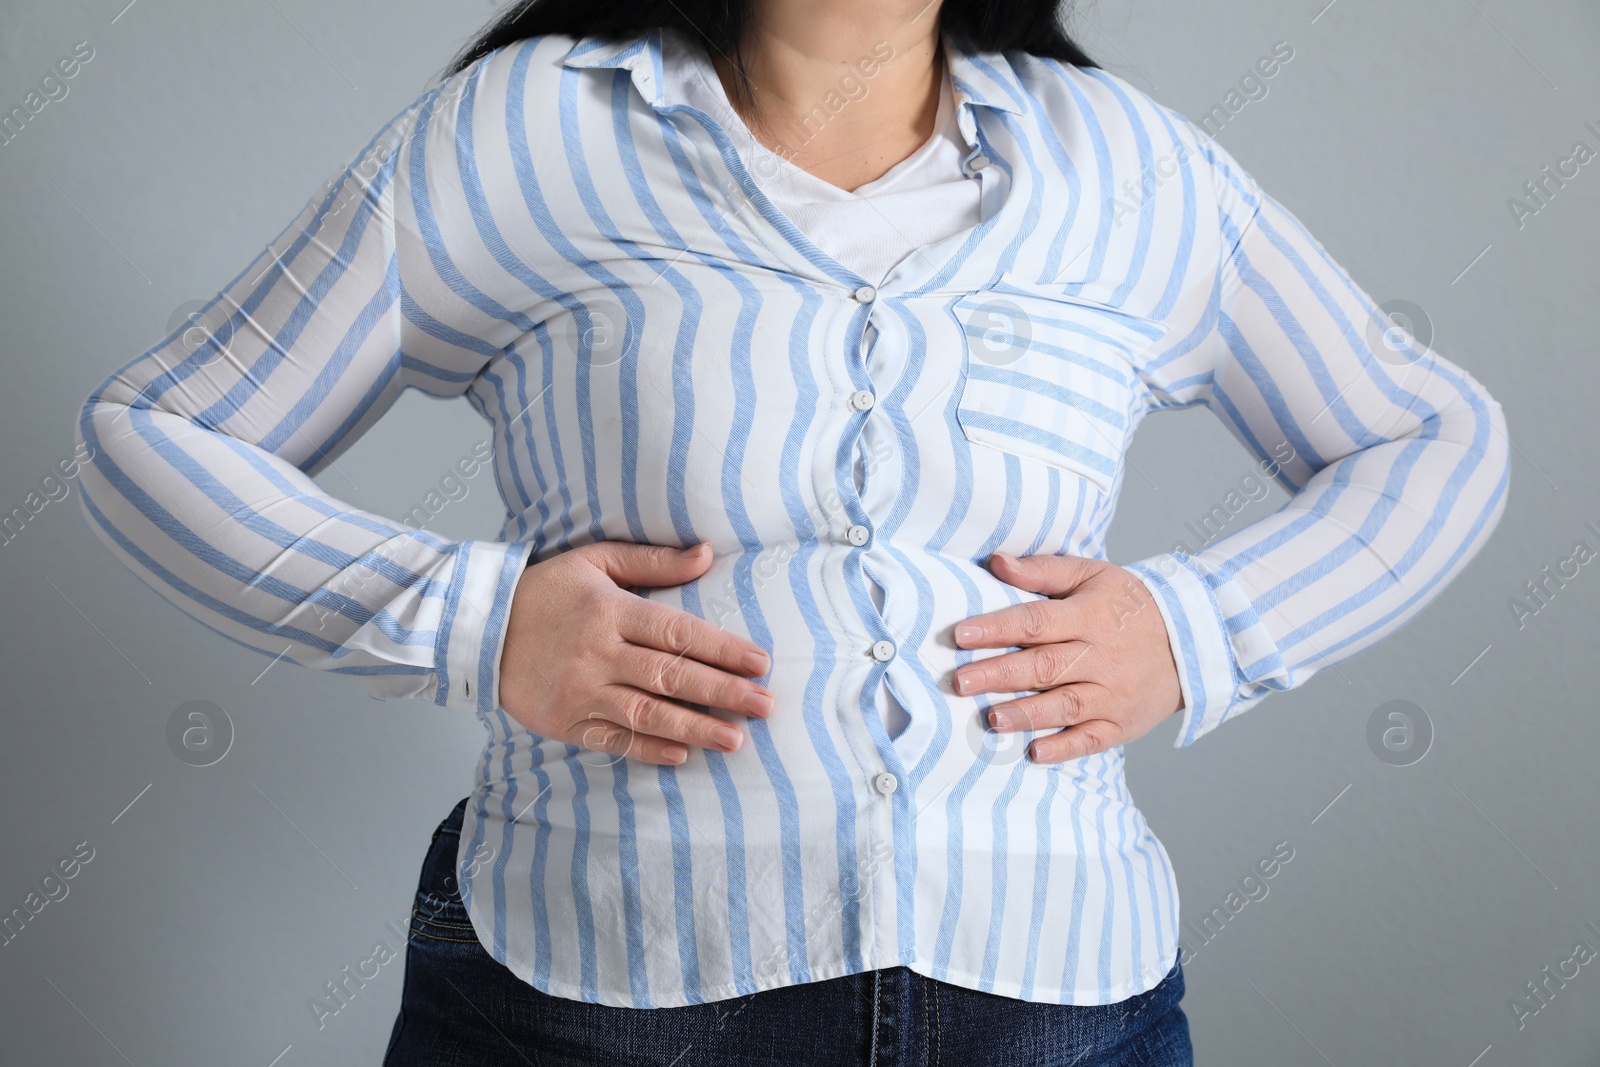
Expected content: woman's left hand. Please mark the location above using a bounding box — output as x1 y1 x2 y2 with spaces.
952 552 1184 763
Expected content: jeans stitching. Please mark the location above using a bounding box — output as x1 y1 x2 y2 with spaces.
405 803 478 944
410 930 483 944
869 970 881 1067
922 974 929 1067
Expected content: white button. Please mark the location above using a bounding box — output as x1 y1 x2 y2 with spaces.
874 772 899 795
852 285 877 304
847 524 871 546
968 154 990 172
871 640 896 662
850 390 876 411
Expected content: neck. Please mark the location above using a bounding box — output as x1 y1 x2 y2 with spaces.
712 0 946 191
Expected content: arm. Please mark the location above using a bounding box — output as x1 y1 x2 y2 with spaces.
72 81 534 715
1123 132 1512 747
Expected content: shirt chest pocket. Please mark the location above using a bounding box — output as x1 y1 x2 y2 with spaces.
949 275 1168 495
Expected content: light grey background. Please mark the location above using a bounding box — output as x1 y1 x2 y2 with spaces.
2 0 1596 1063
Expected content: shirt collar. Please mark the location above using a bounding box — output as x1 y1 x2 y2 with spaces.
560 30 669 104
558 27 1025 118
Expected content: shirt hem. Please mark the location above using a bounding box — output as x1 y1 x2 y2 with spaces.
477 945 1182 1009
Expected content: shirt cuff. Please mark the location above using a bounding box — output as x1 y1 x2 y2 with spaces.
433 538 536 715
1124 553 1243 748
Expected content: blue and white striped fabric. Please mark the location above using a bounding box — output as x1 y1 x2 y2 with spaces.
75 27 1509 1008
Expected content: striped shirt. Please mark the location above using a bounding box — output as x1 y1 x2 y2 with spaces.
74 27 1510 1008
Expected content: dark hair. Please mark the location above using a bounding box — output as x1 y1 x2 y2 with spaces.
445 0 1096 92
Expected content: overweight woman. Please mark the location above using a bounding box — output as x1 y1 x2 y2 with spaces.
74 0 1509 1063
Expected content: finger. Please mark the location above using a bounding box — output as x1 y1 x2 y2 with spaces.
582 539 717 590
1028 719 1122 764
622 646 775 719
987 682 1100 732
953 596 1086 650
598 686 748 754
986 551 1100 597
618 600 771 678
573 717 690 768
953 641 1092 697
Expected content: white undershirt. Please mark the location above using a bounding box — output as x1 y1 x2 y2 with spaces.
669 47 984 738
674 47 983 285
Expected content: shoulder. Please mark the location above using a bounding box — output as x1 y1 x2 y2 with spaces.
371 33 598 173
452 32 587 90
421 34 583 138
1008 54 1263 233
1007 55 1190 150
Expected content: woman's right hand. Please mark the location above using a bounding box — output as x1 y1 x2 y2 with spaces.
497 541 774 766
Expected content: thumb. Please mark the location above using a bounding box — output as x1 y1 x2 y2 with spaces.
987 551 1097 597
585 540 716 590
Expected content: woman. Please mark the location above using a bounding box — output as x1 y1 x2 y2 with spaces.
73 0 1509 1062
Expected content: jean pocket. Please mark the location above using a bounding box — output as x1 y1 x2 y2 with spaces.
409 806 479 944
950 274 1166 495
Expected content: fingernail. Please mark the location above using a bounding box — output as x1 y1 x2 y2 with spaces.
743 691 774 717
954 623 981 645
663 744 688 764
956 668 984 694
989 709 1011 730
743 649 771 675
680 543 707 558
712 725 743 751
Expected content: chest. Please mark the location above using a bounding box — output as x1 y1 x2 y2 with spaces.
463 80 1209 544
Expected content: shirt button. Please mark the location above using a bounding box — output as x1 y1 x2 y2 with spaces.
849 390 876 412
874 772 899 795
967 154 990 173
847 524 871 546
871 640 896 662
852 285 877 304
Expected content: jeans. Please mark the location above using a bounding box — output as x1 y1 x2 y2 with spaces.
383 798 1193 1066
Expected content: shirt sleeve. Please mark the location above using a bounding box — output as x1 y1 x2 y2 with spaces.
72 77 534 715
1123 126 1512 747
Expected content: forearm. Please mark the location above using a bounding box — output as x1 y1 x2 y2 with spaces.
1128 151 1512 745
71 100 533 714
